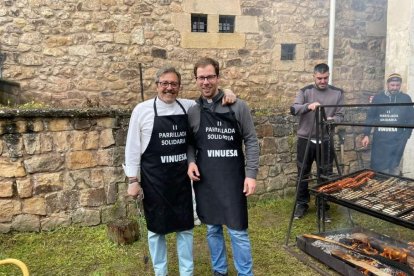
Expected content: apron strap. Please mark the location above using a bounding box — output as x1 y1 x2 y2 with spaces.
197 96 242 134
226 105 242 134
175 99 187 114
153 97 187 116
153 97 158 117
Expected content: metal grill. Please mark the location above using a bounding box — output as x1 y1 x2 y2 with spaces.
297 228 413 276
310 169 414 229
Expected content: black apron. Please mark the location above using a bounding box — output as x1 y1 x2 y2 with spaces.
193 103 248 230
140 98 193 235
371 104 408 172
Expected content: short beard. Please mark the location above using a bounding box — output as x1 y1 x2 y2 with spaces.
315 84 327 90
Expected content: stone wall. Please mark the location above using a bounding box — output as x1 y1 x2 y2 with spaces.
0 109 130 233
0 109 298 233
0 0 387 109
0 79 21 105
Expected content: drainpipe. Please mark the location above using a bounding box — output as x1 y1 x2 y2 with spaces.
328 0 336 85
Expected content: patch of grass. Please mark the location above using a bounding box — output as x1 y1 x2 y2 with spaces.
0 197 368 275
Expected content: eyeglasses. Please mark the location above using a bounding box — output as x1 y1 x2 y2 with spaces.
196 75 217 82
157 81 180 88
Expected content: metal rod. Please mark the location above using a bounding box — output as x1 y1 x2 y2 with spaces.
283 245 332 276
320 102 414 108
135 199 149 265
328 0 336 85
285 116 316 246
139 63 144 102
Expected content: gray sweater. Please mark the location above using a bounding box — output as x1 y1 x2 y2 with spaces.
290 84 344 139
187 90 259 179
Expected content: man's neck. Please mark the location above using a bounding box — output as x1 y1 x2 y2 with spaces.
156 96 176 105
385 90 400 96
202 89 221 102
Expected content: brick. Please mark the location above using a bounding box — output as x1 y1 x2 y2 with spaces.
85 131 99 150
16 178 33 198
23 197 47 215
12 214 40 232
79 188 106 207
0 158 26 177
0 180 13 197
99 129 115 148
66 151 98 169
47 119 72 131
32 172 64 194
24 153 64 173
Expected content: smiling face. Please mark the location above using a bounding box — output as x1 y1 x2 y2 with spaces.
156 72 180 104
196 64 219 99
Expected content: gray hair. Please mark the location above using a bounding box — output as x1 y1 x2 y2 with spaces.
155 66 181 84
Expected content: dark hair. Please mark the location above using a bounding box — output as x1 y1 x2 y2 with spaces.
155 66 181 84
314 63 330 74
193 57 220 77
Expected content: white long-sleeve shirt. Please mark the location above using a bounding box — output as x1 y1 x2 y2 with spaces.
123 97 195 180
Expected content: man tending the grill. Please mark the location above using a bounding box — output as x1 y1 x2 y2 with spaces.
290 63 345 222
361 73 414 175
123 66 235 276
187 57 259 276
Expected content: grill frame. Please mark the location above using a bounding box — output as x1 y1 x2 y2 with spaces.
296 227 411 276
310 169 414 230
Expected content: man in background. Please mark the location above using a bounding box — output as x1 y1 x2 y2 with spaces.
290 63 345 222
362 73 414 175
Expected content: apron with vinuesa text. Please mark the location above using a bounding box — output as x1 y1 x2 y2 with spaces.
141 98 193 234
193 103 248 230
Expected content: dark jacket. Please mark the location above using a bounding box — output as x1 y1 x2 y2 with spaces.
363 90 414 140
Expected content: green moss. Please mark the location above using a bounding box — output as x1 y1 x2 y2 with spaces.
287 133 296 152
0 101 49 110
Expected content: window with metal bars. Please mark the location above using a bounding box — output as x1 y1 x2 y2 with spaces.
219 15 235 33
281 44 296 60
191 14 208 32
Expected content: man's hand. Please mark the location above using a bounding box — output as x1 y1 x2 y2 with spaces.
222 89 236 105
361 135 370 148
308 102 321 111
188 162 200 181
243 177 256 196
128 181 144 201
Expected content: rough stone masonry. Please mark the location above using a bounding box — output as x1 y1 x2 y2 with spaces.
0 108 306 233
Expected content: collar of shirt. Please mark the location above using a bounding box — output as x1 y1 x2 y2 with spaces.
196 90 224 107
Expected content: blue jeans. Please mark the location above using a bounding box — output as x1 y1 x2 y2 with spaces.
206 224 253 276
148 229 194 276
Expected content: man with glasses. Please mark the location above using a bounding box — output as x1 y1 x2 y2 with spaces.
124 66 235 276
187 57 259 276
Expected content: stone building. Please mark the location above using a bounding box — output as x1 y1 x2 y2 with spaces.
1 0 414 232
0 0 389 109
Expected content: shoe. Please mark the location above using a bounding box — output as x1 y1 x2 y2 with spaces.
294 204 308 219
213 271 228 276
